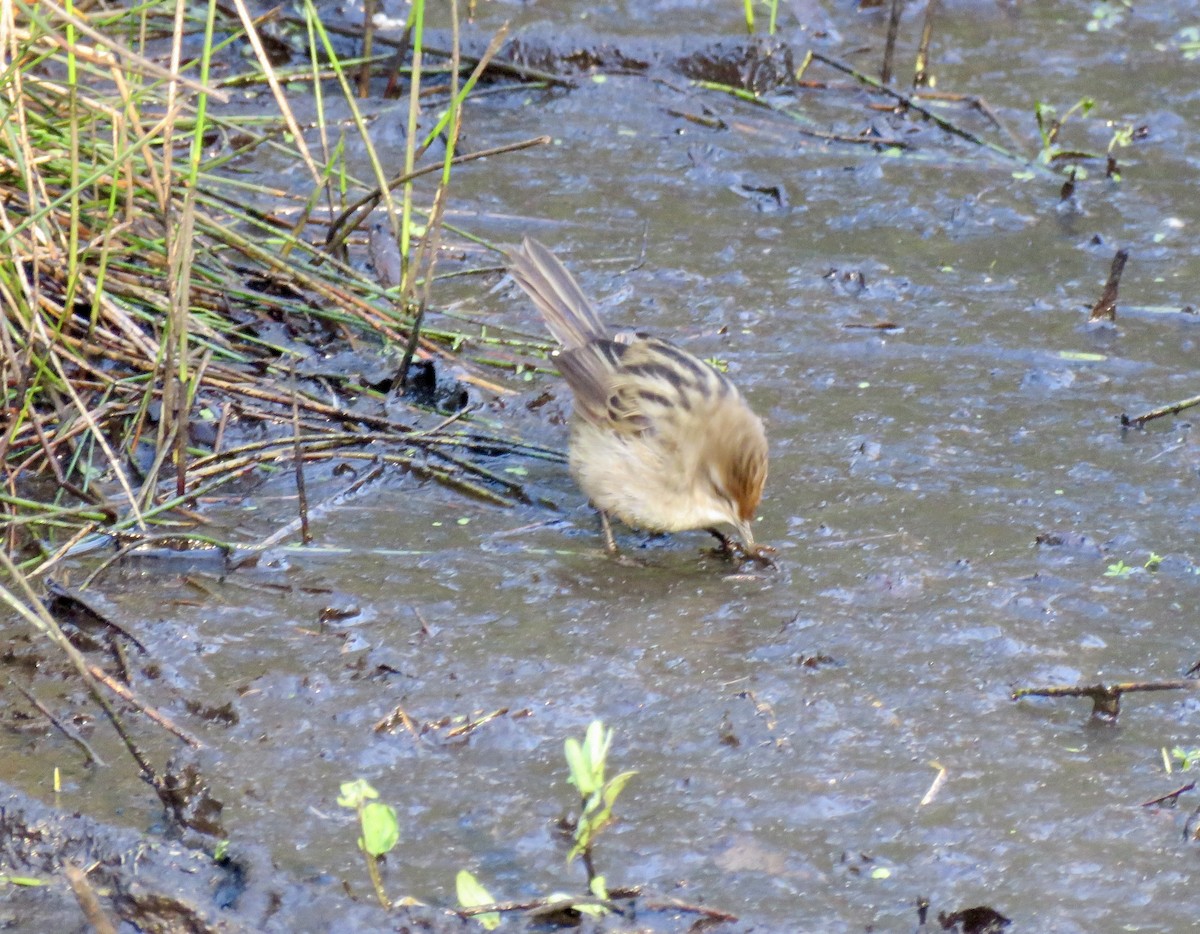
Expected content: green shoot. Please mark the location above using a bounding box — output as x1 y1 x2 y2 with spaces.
338 779 400 909
741 0 779 35
564 721 636 884
1171 747 1200 771
1104 553 1162 577
1034 97 1098 173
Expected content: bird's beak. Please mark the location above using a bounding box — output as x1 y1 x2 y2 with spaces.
737 520 756 552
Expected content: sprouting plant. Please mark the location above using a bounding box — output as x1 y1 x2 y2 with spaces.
1103 123 1139 181
338 779 401 909
1087 0 1131 32
1035 98 1096 169
741 0 780 36
564 721 637 894
705 356 730 373
1104 553 1162 577
1171 747 1200 771
1178 26 1200 60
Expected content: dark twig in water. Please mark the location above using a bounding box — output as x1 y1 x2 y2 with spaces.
9 676 106 767
808 52 1047 174
1142 782 1195 808
455 895 621 921
881 0 903 85
1012 679 1198 720
0 550 173 784
234 463 386 569
86 662 203 749
913 0 940 87
1121 394 1200 427
1088 248 1129 323
290 359 312 545
79 534 234 590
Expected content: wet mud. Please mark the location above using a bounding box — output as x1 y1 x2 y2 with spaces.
6 1 1200 932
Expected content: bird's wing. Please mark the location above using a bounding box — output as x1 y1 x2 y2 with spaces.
558 336 731 434
555 339 636 428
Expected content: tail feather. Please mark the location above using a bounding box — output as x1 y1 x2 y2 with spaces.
508 238 608 349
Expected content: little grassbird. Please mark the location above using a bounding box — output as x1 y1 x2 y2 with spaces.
508 238 769 559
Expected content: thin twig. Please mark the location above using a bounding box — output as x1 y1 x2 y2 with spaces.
881 0 903 85
86 663 203 748
290 358 312 545
8 677 106 766
1088 249 1128 323
62 864 118 934
1142 782 1195 808
1121 394 1200 427
809 52 1045 174
913 0 940 88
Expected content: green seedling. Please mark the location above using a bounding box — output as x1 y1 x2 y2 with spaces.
338 779 401 909
1104 553 1162 577
1171 747 1200 772
564 721 637 887
741 0 780 35
1035 97 1096 171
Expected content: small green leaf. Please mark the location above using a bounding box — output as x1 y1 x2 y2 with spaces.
1057 351 1107 362
337 778 378 809
456 870 500 930
564 738 590 794
359 802 399 856
603 770 636 808
870 867 892 880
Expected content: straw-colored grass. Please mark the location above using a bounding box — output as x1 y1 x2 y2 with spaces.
0 0 556 576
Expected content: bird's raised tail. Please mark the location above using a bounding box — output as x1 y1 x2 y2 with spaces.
508 238 608 350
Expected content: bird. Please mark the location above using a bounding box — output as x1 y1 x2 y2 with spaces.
508 237 769 560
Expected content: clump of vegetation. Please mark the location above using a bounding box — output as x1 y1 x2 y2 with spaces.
339 720 644 924
0 0 554 578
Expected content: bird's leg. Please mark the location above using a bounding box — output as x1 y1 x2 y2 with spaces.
599 510 618 554
708 528 777 568
707 527 737 557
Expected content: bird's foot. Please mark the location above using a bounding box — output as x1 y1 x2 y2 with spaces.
707 529 777 568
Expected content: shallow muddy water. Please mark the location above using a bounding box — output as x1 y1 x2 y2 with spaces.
12 1 1200 931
